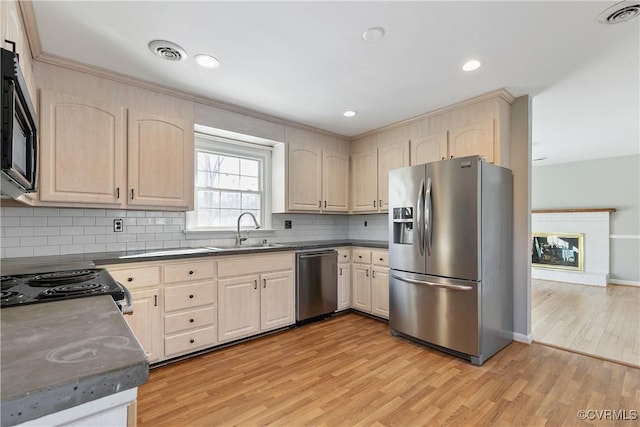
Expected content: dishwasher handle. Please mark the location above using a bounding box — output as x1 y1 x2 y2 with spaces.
297 251 337 259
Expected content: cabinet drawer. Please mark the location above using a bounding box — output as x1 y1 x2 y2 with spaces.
164 261 215 284
107 266 161 289
351 249 371 264
371 250 388 267
164 326 217 357
337 248 351 262
165 306 215 335
164 282 216 312
218 253 294 277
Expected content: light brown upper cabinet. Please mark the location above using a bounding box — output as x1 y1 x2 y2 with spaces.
448 119 494 162
127 110 193 209
410 131 448 165
275 141 349 213
351 142 409 213
38 90 194 210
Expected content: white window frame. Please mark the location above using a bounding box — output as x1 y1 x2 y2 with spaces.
185 133 273 235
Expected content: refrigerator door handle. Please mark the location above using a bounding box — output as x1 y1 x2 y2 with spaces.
391 273 473 291
416 179 425 256
425 177 433 256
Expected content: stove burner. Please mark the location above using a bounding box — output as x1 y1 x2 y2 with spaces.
1 277 20 290
38 283 104 298
1 291 25 304
29 270 99 286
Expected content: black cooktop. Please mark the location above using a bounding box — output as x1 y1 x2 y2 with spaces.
0 268 126 308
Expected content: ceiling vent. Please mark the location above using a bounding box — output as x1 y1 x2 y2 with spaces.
148 40 187 61
597 1 640 24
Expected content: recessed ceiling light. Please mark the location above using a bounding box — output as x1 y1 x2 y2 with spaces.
462 59 482 72
343 110 357 118
362 27 385 42
195 54 220 69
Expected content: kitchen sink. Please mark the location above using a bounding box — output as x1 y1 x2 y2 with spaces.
206 243 290 251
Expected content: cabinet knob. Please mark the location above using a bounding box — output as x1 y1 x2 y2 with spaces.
190 339 195 344
127 277 133 282
379 258 384 261
189 270 194 275
189 318 195 323
359 255 362 259
189 294 194 299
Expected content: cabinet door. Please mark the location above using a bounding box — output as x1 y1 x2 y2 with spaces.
351 263 371 312
127 110 194 209
371 268 389 319
260 270 295 331
351 150 378 212
411 132 448 165
449 119 494 163
377 142 410 212
125 288 162 363
39 90 125 205
288 144 322 211
322 151 349 212
218 274 260 342
337 262 351 311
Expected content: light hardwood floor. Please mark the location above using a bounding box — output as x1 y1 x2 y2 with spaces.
532 279 640 367
138 313 640 426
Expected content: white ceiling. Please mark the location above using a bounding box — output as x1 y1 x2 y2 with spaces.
31 1 640 165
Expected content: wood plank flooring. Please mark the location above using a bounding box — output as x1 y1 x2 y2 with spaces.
532 279 640 367
137 313 640 426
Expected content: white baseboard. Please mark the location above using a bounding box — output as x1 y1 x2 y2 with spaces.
513 332 533 344
610 279 640 287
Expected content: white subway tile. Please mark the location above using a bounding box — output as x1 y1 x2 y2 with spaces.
21 236 48 246
126 225 145 234
33 208 60 217
162 240 180 248
33 227 60 236
84 209 106 217
145 211 163 218
47 217 73 226
83 244 106 253
136 218 154 226
59 226 84 236
126 211 145 218
48 236 73 245
126 242 146 251
162 225 180 233
83 226 107 235
95 218 115 226
145 225 163 233
34 246 61 256
59 208 82 216
4 247 34 258
123 218 137 226
3 207 33 217
72 217 96 226
145 241 164 250
154 218 168 225
73 235 95 245
116 234 137 243
136 234 155 242
19 217 48 227
96 235 117 243
105 210 127 217
5 227 34 237
0 217 20 226
106 243 127 252
2 237 21 247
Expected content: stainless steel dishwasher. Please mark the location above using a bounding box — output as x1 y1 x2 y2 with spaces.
296 249 338 323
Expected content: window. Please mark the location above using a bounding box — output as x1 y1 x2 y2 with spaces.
188 135 271 231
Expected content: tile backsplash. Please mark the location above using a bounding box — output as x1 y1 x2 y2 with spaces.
0 207 389 258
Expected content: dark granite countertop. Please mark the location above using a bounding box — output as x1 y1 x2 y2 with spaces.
1 240 388 274
0 296 149 426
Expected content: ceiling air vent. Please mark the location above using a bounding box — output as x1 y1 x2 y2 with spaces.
148 40 187 61
597 1 640 24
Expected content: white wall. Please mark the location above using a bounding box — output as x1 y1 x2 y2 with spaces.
532 154 640 284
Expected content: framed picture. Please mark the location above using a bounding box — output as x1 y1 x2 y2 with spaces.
532 232 584 271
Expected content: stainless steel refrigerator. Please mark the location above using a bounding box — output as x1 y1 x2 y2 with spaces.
388 155 513 365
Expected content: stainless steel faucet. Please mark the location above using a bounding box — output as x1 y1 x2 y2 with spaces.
236 212 261 245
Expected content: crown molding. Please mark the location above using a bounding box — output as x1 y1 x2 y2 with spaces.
351 88 516 141
17 1 42 58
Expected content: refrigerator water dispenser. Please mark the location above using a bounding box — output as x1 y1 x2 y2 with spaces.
392 207 413 244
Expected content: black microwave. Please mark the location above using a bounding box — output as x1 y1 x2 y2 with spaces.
1 47 38 198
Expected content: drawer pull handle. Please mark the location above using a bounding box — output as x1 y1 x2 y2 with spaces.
189 294 194 299
127 277 133 282
190 339 195 344
339 268 342 276
254 280 257 290
373 271 377 278
189 318 195 323
366 269 369 277
263 279 266 288
154 295 158 307
189 270 194 275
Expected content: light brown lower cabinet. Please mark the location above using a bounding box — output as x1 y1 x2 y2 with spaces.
350 248 389 319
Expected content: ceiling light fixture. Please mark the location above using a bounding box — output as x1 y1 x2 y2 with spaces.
195 54 220 69
362 27 385 42
462 59 482 72
343 110 357 118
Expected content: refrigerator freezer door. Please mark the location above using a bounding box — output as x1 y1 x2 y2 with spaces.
426 157 480 281
388 164 427 275
389 269 480 356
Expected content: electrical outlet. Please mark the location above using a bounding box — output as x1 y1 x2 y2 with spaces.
364 221 368 227
284 220 292 229
113 218 124 232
